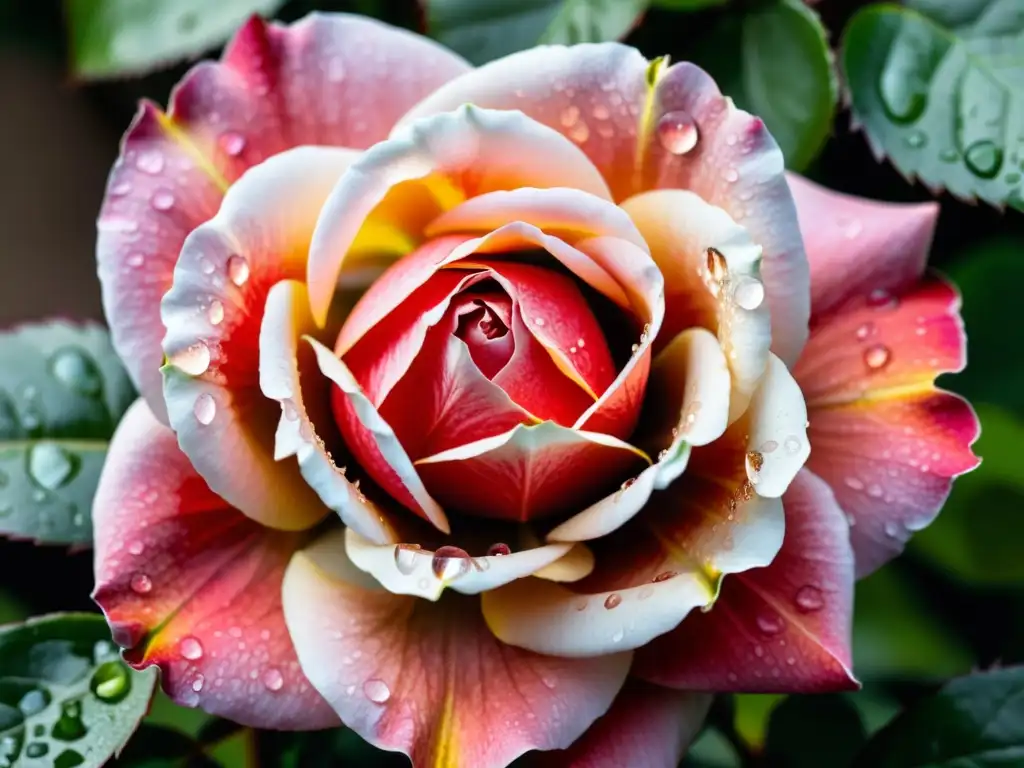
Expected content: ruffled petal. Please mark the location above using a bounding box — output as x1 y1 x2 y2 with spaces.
161 146 355 530
282 531 632 767
98 12 469 422
621 189 770 423
260 280 398 544
635 470 859 693
788 173 938 318
794 278 980 576
414 422 648 523
399 48 809 365
92 399 337 729
531 681 712 768
307 105 613 325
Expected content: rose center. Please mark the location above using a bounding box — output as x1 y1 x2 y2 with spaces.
451 288 514 379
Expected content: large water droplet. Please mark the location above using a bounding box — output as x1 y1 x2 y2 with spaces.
964 140 1003 179
179 636 204 661
756 612 784 636
603 593 622 610
207 300 225 326
130 573 152 594
136 149 165 175
49 348 103 398
656 110 699 155
733 276 764 310
90 660 132 703
18 688 50 716
51 700 87 742
227 255 250 287
363 678 390 704
393 543 422 576
794 585 824 613
151 190 175 211
193 393 216 426
262 668 284 692
863 344 891 371
431 546 472 581
169 341 211 376
486 542 511 557
28 443 79 491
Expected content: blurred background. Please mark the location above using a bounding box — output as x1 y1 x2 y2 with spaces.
0 0 1021 765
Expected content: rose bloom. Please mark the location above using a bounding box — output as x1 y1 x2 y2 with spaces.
91 12 979 767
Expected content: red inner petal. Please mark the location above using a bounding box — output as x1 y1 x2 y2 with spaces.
451 288 515 379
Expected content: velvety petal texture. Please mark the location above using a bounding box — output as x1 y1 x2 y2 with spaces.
97 12 469 423
92 400 337 729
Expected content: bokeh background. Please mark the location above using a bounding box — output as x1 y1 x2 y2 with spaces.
0 0 1020 765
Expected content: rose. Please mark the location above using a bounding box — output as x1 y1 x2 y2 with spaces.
91 12 979 766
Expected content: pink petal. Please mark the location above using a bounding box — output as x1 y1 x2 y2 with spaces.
92 399 337 729
787 172 939 319
635 470 859 693
281 531 632 766
161 146 356 531
98 13 469 422
532 681 712 768
307 105 614 326
415 423 648 523
399 48 809 366
793 277 980 576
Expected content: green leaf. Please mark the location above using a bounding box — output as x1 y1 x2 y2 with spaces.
683 726 742 767
733 694 786 751
841 1 1024 210
853 564 974 679
426 0 648 66
111 724 220 768
65 0 288 80
0 321 135 546
911 404 1024 585
0 613 157 768
651 0 727 9
766 694 866 768
687 0 837 171
854 665 1024 766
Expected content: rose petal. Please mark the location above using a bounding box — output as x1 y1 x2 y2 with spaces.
98 13 469 423
260 280 397 544
635 470 859 693
399 48 809 365
621 189 770 423
307 105 614 325
344 527 574 599
794 277 980 576
531 681 712 768
414 422 649 523
310 337 449 533
160 146 356 530
92 399 337 729
282 530 632 766
788 172 938 318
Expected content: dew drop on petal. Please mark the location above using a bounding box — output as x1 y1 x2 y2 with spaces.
603 593 622 610
130 573 152 594
756 612 784 636
431 546 472 581
136 149 165 175
393 543 421 576
151 191 175 211
733 276 765 310
262 668 284 692
866 288 898 309
193 393 216 426
363 678 390 704
126 253 145 268
192 675 204 693
169 341 211 376
783 436 802 455
207 300 224 326
794 585 824 613
855 322 875 340
219 131 247 157
656 110 699 155
486 543 511 557
652 571 677 583
863 344 891 371
611 628 625 643
179 637 204 661
227 255 250 287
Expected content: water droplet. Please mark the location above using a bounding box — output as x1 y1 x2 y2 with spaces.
262 668 284 691
49 348 103 398
656 110 699 155
733 276 764 310
90 660 132 703
794 585 824 613
51 699 87 741
431 546 472 581
204 299 225 326
722 167 739 183
783 436 802 455
756 612 784 636
25 743 48 758
136 149 165 175
603 593 622 610
151 190 175 211
652 571 677 583
169 341 211 376
866 288 897 308
179 636 204 660
219 131 246 157
904 130 927 148
129 571 153 593
28 443 78 491
705 247 727 283
18 688 50 716
745 450 764 484
393 543 421 575
964 140 1003 179
193 393 216 425
227 255 250 287
878 59 928 124
191 675 204 693
939 148 959 163
761 440 779 453
568 120 590 144
486 543 511 557
845 476 865 491
363 678 390 704
883 521 900 539
199 257 216 275
864 344 891 371
855 322 875 340
611 628 625 643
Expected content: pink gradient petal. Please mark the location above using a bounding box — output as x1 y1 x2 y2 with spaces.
92 399 337 729
400 49 808 365
635 470 859 693
282 531 632 766
414 423 648 523
161 146 355 531
98 13 469 423
794 277 980 576
532 681 712 768
787 173 939 319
